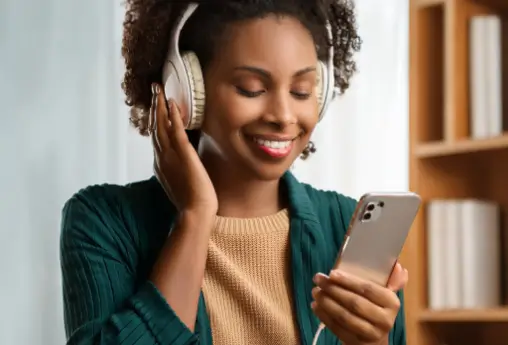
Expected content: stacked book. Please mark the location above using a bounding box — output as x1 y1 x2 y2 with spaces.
469 15 506 138
426 199 501 309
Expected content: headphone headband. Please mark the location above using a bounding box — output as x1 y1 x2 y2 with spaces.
319 21 336 121
162 3 200 128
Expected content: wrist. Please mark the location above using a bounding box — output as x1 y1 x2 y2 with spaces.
179 208 216 229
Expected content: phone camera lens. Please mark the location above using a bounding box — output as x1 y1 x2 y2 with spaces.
379 201 385 207
367 203 375 211
363 212 371 220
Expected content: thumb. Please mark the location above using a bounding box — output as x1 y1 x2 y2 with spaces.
386 262 408 292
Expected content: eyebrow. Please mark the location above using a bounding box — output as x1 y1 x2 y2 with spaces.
233 65 316 78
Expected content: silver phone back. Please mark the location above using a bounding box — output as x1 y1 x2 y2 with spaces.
334 192 421 286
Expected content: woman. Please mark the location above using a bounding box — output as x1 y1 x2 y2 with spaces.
60 0 408 344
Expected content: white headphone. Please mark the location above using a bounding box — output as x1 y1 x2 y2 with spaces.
162 3 339 130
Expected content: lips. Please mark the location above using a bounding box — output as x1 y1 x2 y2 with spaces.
248 135 298 159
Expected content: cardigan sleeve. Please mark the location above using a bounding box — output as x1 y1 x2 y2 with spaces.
390 289 407 345
60 192 198 345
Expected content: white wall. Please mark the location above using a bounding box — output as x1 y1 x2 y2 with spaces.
293 0 409 198
1 1 127 344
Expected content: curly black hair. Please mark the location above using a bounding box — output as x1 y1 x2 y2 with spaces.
121 0 361 136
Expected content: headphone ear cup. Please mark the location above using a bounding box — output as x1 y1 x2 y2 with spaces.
316 61 327 120
181 51 206 129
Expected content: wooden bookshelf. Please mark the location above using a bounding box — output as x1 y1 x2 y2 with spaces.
418 308 508 322
473 0 508 12
414 134 508 157
400 0 508 344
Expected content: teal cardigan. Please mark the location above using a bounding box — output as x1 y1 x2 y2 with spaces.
60 172 406 345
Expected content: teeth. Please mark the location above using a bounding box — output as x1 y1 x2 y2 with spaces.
253 138 292 149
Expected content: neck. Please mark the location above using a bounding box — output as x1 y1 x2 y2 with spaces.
200 153 285 218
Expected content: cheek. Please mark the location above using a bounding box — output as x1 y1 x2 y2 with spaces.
200 95 248 149
203 85 261 133
220 98 262 129
298 102 320 135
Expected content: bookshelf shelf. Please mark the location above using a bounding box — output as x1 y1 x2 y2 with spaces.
419 308 508 322
415 134 508 157
402 0 508 344
416 0 446 8
474 0 508 12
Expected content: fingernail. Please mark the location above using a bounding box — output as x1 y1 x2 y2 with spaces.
311 301 317 309
151 83 160 95
313 273 327 284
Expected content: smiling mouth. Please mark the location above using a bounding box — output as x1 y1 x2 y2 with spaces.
252 137 294 149
246 135 299 159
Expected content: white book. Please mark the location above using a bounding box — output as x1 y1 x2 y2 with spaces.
444 201 462 308
460 200 500 308
484 16 503 137
469 17 489 139
426 200 448 309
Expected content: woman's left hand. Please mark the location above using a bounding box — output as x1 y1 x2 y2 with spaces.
311 262 408 345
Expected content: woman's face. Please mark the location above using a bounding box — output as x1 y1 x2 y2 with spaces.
201 15 319 181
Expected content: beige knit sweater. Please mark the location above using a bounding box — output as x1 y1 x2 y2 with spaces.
202 209 300 345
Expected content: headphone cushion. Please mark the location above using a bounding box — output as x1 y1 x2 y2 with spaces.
316 60 327 117
181 51 206 129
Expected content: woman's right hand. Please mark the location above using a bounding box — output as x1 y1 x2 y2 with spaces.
149 83 218 217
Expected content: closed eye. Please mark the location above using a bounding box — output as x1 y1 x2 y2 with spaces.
235 86 265 98
291 91 311 100
236 86 311 100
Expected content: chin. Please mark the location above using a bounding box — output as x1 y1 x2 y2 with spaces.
241 150 301 182
248 162 293 181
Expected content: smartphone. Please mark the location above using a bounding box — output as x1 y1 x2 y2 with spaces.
332 192 421 286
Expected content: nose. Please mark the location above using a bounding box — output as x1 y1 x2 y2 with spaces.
262 90 297 128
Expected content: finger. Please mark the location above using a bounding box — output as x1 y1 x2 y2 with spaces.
167 99 192 157
153 162 175 202
327 270 401 310
154 83 171 152
150 84 161 153
167 98 186 132
313 274 392 330
312 308 376 344
312 288 382 343
311 306 358 344
386 262 408 292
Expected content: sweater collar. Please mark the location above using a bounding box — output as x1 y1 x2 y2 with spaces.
151 170 319 223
